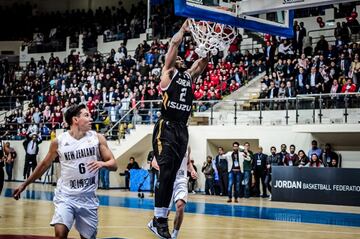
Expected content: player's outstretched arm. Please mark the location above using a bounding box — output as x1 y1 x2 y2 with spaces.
88 133 118 172
188 56 209 80
13 140 58 200
160 19 189 89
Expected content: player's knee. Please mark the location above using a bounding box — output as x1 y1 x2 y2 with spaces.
176 200 186 212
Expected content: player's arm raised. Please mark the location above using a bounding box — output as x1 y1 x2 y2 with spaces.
188 56 208 80
160 19 190 89
13 139 59 200
88 133 118 172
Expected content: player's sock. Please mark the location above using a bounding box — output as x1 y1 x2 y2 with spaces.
154 207 168 218
172 229 179 239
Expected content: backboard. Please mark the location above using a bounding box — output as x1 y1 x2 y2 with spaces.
174 0 356 38
174 0 295 37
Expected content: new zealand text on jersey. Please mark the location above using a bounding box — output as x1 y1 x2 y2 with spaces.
64 146 96 161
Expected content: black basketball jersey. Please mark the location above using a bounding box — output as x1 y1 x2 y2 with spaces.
161 70 193 123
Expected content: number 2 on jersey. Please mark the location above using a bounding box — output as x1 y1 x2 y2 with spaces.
79 163 86 174
179 88 187 102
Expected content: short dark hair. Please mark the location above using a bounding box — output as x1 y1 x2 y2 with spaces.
270 146 276 151
218 146 224 151
290 144 296 149
64 104 87 126
233 141 239 147
312 140 318 145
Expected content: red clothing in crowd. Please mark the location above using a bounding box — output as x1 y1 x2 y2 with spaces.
341 83 357 93
87 100 96 114
229 82 240 92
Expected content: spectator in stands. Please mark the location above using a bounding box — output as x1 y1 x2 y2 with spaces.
202 156 215 195
306 67 323 94
39 123 50 140
125 156 140 190
295 67 307 94
293 25 305 55
305 154 325 167
334 22 342 40
322 143 338 167
338 53 351 77
23 133 42 179
266 81 278 109
284 144 299 166
252 146 268 198
340 22 351 44
296 150 309 166
307 140 322 159
265 41 276 75
32 108 42 124
315 35 329 55
350 53 360 84
341 78 357 93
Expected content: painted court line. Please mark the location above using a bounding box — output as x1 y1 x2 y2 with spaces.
2 188 360 228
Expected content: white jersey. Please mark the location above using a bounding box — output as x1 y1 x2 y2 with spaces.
175 150 188 183
56 130 100 196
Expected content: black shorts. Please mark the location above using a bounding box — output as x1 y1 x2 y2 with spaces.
152 118 188 166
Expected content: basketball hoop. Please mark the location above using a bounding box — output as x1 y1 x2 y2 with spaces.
189 18 237 58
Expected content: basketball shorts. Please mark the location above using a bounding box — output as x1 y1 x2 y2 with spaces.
50 191 99 239
169 178 188 210
152 118 189 166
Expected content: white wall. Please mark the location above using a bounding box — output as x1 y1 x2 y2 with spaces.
0 41 22 55
6 124 360 191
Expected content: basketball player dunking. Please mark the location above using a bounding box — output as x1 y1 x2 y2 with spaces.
13 104 118 239
148 19 209 238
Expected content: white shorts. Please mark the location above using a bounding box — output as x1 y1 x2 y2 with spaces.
50 191 99 239
169 178 188 210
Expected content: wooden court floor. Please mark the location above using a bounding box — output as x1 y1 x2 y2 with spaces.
1 182 360 239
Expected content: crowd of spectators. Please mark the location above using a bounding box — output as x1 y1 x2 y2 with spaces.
0 28 252 139
256 20 360 110
0 1 148 52
0 15 259 139
203 140 340 200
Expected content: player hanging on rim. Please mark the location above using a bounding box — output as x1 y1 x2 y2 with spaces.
151 146 198 239
13 104 118 239
148 19 209 239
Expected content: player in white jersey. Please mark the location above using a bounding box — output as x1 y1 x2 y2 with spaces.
150 146 197 239
13 104 118 239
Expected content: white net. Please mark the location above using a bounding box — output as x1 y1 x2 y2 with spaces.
189 18 238 58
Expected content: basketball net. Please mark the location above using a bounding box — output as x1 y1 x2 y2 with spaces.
189 18 237 58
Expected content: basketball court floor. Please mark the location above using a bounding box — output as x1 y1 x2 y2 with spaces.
1 182 360 239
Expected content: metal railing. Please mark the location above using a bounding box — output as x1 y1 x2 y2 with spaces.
102 92 360 138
